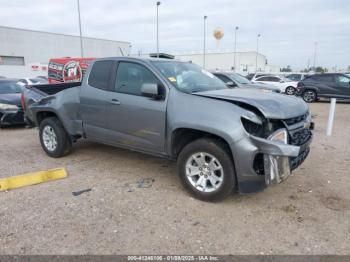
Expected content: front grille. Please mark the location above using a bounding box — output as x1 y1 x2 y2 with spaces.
290 147 310 170
289 128 312 146
284 113 308 126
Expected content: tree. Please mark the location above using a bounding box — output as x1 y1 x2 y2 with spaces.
315 67 328 73
280 65 292 72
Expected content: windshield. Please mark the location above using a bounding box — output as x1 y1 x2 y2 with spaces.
152 61 227 93
0 81 22 94
30 78 47 84
228 73 251 84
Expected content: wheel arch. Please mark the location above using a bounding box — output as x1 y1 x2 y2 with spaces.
302 85 319 93
36 110 59 126
35 110 72 136
170 128 234 162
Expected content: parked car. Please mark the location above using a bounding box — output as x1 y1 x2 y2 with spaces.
297 73 350 102
212 72 281 93
17 78 48 86
36 76 48 81
252 75 298 94
286 73 309 82
23 57 313 202
245 73 271 81
0 79 25 127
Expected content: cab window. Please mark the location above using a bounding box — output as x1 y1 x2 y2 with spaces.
115 62 158 96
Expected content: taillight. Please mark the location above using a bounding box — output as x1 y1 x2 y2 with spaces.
297 82 304 88
21 93 26 112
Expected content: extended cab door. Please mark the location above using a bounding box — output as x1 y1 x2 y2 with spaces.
79 60 114 141
104 61 167 154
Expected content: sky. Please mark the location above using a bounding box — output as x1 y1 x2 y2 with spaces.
0 0 349 70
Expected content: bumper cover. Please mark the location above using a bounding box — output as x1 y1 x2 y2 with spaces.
0 111 25 126
231 131 312 194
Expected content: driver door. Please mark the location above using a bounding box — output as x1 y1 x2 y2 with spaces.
105 61 167 154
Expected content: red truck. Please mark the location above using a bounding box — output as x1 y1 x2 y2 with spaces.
48 57 95 83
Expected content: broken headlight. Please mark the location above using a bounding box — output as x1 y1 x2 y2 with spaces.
241 117 264 137
0 103 18 113
267 128 288 144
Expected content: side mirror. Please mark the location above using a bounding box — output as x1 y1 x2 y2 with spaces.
226 81 236 88
141 83 161 99
280 80 285 83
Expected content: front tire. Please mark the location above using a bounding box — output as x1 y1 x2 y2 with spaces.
39 117 72 158
177 138 236 202
303 90 317 102
285 86 296 95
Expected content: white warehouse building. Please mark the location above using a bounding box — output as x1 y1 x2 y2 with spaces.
0 26 130 78
174 51 280 74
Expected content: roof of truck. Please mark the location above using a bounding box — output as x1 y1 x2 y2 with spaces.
95 56 185 63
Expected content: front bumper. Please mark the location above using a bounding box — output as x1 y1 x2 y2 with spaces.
230 129 312 194
0 111 25 126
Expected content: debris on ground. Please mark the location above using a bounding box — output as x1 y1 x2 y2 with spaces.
72 188 92 196
289 194 298 200
137 178 155 188
282 204 297 213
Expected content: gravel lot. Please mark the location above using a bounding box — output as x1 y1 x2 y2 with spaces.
0 102 349 255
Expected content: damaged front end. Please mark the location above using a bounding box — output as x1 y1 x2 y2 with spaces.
236 111 313 192
264 128 291 185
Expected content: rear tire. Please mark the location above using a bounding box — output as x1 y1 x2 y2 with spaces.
177 138 236 202
39 117 72 158
303 90 317 102
285 86 296 95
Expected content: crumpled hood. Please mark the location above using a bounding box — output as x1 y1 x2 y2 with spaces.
241 83 280 92
0 93 21 106
195 88 308 119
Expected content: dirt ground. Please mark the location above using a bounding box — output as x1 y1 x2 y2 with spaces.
0 102 349 255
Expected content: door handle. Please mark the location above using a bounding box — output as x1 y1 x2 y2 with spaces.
109 99 121 105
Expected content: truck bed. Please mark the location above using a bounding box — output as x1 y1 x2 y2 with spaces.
28 82 81 95
23 82 82 124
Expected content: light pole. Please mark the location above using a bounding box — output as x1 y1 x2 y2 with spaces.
203 15 208 68
77 0 84 58
233 26 239 71
255 34 261 72
313 41 317 71
156 1 161 58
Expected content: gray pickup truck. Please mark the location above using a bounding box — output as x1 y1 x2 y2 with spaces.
23 57 313 201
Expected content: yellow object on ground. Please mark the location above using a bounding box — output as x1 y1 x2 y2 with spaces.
0 168 67 191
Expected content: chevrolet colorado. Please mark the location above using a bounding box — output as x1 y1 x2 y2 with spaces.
24 57 313 201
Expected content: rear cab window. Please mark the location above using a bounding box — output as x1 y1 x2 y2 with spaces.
88 60 114 90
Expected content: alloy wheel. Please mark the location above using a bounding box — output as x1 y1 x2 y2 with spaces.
303 91 316 102
185 152 224 193
42 125 58 151
286 86 296 95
